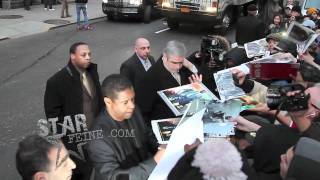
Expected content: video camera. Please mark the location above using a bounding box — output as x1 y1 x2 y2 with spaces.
266 84 310 112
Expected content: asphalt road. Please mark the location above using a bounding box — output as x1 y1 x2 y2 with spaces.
0 17 235 179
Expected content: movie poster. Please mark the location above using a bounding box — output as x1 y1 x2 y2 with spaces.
157 82 218 116
151 118 181 144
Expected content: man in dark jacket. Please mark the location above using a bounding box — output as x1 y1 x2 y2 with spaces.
87 74 165 180
44 42 104 180
236 4 265 45
135 40 201 124
120 38 156 89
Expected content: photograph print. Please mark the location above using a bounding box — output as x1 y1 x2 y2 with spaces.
157 82 218 116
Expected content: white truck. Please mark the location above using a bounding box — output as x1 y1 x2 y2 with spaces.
158 0 256 30
102 0 159 23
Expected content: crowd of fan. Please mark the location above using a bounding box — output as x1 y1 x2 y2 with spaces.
167 2 320 180
13 1 320 180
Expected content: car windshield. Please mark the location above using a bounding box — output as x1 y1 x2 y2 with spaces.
304 0 320 10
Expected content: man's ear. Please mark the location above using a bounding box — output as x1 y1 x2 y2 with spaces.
104 97 112 107
162 53 167 61
70 54 75 62
33 172 48 180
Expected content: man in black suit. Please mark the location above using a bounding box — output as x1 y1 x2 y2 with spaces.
120 38 156 89
44 42 104 180
135 40 202 125
236 4 265 46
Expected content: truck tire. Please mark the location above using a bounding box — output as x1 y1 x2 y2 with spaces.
167 19 179 29
102 3 108 15
143 5 151 23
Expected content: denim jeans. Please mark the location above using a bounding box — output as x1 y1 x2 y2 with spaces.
76 3 88 27
44 0 53 9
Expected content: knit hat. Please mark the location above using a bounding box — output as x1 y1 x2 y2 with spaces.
167 139 247 180
307 7 318 15
286 137 320 180
192 139 247 180
266 33 282 42
247 4 258 12
302 19 316 29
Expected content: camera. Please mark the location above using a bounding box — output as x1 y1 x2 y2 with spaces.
266 84 310 111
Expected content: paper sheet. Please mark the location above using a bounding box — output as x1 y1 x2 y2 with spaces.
148 109 205 180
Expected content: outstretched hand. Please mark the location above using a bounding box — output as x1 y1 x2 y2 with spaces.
232 116 261 132
184 138 202 152
231 68 246 85
189 74 202 83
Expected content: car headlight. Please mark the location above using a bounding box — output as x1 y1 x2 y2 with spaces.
162 2 171 8
206 7 217 13
102 0 108 3
129 0 141 5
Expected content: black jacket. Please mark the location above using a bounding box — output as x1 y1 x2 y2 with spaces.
87 109 158 180
135 58 193 124
236 15 265 45
44 61 104 180
44 61 103 121
120 54 155 89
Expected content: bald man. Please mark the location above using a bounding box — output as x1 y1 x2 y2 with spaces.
120 38 156 89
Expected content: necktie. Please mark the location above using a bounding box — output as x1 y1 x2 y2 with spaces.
82 72 92 97
144 60 150 71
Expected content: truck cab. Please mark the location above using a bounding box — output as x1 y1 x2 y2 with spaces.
158 0 255 30
102 0 158 23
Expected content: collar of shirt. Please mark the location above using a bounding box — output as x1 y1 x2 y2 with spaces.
136 54 152 71
171 72 181 85
73 65 87 77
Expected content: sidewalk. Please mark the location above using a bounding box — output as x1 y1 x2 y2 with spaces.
0 0 105 40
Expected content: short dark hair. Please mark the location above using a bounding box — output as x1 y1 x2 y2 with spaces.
69 42 88 54
247 4 257 12
101 74 133 100
291 5 301 14
16 134 60 180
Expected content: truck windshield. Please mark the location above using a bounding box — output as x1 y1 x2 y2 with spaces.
304 0 320 10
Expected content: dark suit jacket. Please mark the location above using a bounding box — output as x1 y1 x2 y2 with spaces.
236 15 265 45
135 58 193 125
44 61 103 120
44 61 104 180
87 109 158 180
120 54 155 89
